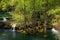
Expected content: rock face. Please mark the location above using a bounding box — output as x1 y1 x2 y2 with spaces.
0 22 11 29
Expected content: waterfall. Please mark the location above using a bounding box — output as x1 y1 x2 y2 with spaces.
52 28 59 34
12 23 16 31
3 17 7 21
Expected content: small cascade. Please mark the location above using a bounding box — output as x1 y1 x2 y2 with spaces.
3 17 7 21
12 23 16 31
52 28 59 34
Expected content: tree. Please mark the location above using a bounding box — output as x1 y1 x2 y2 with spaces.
0 0 60 35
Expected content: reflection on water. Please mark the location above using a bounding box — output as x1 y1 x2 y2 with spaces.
12 31 16 38
0 29 59 40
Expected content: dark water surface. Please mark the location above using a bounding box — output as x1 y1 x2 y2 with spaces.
0 29 57 40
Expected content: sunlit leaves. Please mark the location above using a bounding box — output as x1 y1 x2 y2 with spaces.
15 0 24 12
0 1 7 10
47 6 60 25
0 0 60 26
47 7 60 15
10 11 25 23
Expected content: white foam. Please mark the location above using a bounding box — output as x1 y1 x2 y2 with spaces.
3 18 7 21
52 28 59 34
12 23 16 31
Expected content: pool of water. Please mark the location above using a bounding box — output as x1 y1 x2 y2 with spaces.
0 29 57 40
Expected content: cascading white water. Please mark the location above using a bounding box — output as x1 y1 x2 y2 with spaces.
52 28 59 34
3 17 7 21
11 23 17 38
12 23 16 31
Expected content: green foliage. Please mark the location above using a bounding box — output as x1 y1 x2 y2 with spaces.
0 0 60 35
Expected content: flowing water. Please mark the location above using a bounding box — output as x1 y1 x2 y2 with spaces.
12 23 16 31
0 29 58 40
3 18 7 21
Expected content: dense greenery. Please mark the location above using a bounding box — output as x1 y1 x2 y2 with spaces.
0 0 60 39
